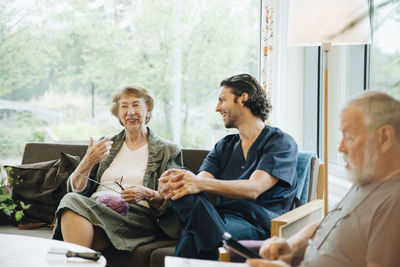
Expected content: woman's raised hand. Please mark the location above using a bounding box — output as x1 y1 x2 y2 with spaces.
71 137 113 191
84 137 113 166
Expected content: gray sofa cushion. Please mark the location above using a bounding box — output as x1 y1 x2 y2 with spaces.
2 143 210 267
150 246 176 267
7 152 80 223
102 239 177 267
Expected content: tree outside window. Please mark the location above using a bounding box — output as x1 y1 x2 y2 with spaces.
0 0 260 164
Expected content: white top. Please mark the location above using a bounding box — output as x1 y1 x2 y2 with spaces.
72 142 149 206
91 142 149 199
92 142 149 198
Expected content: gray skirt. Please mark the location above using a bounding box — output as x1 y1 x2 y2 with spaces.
52 192 159 251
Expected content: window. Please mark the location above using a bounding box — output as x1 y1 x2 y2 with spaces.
320 0 400 207
325 45 366 206
0 0 260 164
370 0 400 98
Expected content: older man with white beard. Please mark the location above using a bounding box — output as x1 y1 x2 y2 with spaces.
247 91 400 267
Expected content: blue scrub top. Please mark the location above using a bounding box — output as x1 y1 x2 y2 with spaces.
199 125 298 231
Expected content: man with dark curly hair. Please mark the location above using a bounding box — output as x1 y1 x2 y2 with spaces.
159 74 298 260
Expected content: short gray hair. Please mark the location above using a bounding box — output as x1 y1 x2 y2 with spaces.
111 85 154 125
346 90 400 140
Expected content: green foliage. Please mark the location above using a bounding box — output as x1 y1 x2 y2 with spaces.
0 110 46 160
0 165 30 222
369 0 400 98
1 0 398 164
14 111 47 128
50 120 120 141
0 0 58 99
0 126 45 159
0 0 259 161
371 48 400 99
0 128 27 159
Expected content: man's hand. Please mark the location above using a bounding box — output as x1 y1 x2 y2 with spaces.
247 236 293 267
158 169 203 200
247 259 290 267
259 236 294 264
158 169 185 199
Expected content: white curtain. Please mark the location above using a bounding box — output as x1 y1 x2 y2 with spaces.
261 0 275 95
261 0 305 147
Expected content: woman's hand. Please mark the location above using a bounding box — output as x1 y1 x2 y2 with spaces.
83 137 113 166
121 185 156 203
72 137 113 191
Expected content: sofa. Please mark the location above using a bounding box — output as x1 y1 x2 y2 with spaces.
0 143 324 267
0 142 209 267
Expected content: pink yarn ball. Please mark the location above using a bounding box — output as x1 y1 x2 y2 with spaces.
96 194 129 216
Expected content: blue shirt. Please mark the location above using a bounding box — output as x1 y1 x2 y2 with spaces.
199 125 298 231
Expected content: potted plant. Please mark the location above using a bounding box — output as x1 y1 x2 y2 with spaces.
0 164 30 225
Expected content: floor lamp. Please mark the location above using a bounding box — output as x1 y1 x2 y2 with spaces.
287 0 371 215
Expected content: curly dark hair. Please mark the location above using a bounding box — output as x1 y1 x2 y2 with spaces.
220 74 272 121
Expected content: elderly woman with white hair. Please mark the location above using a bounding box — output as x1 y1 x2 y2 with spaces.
52 85 182 253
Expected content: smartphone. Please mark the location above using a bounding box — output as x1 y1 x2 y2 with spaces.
221 232 261 259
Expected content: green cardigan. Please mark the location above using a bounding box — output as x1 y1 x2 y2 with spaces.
67 128 183 239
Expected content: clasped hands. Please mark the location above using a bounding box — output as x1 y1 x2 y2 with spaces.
158 169 203 200
158 170 295 266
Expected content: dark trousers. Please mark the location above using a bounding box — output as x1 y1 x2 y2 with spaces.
170 193 267 260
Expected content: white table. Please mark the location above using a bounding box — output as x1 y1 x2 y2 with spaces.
0 234 106 267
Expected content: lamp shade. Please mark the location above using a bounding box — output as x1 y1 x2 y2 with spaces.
288 0 371 46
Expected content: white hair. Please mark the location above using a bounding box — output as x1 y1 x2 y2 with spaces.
345 90 400 140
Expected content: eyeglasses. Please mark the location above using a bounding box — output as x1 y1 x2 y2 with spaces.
114 176 125 191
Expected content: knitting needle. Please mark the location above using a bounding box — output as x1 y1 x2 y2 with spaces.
114 176 125 190
74 172 121 194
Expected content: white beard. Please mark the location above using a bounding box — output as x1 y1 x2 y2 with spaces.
345 137 378 185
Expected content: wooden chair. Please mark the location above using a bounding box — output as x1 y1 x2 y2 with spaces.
219 154 325 262
271 159 325 239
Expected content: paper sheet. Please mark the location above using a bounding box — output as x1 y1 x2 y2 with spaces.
165 256 249 267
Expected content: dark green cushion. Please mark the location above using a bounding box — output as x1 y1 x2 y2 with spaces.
7 152 80 223
102 239 177 267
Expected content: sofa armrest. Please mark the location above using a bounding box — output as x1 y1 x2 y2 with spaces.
271 199 323 239
219 200 323 262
